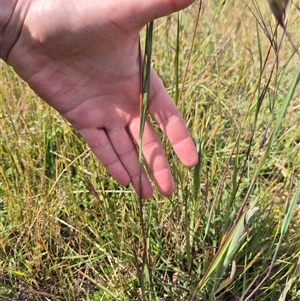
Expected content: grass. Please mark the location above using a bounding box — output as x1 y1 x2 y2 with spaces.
1 1 300 300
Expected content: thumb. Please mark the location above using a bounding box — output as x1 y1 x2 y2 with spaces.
131 0 195 27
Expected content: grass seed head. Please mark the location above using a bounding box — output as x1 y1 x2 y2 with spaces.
268 0 290 27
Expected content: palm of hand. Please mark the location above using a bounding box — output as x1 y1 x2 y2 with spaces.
7 0 198 198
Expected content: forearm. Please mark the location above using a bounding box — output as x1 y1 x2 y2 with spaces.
0 0 30 61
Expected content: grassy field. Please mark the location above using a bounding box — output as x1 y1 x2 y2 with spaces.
1 1 300 300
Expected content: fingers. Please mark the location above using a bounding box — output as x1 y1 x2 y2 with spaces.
78 71 198 198
79 127 153 199
79 128 130 185
73 72 197 198
128 118 175 195
106 127 153 198
147 70 198 167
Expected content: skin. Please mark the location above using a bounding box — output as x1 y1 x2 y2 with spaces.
2 0 198 198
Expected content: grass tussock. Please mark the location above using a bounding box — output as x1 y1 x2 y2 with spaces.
1 1 300 300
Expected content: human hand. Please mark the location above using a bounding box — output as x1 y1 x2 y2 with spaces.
3 0 198 198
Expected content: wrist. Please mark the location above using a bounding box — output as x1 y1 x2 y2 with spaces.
0 0 30 61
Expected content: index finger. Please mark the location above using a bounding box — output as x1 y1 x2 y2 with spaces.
147 70 198 167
